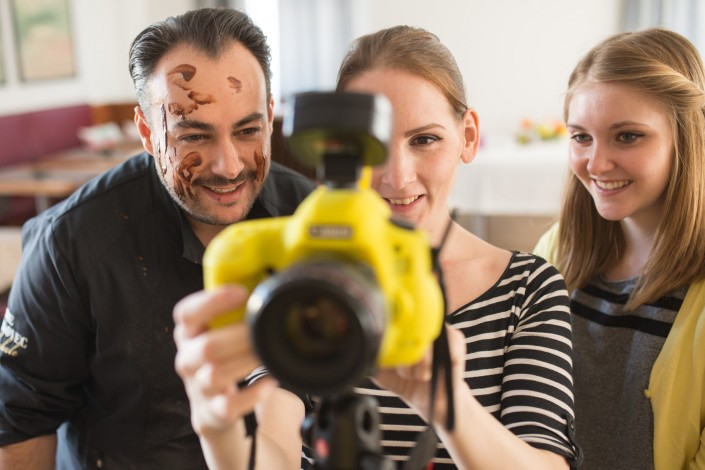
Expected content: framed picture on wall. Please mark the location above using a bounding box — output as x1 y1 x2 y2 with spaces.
10 0 75 82
0 13 5 84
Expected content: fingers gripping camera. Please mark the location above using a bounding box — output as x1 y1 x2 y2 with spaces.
203 92 445 397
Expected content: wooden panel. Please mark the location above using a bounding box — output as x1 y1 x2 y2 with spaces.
91 102 138 125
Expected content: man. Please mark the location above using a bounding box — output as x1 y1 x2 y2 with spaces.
0 8 314 469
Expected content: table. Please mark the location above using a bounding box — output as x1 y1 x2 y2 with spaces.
0 141 144 213
450 139 570 215
449 139 570 238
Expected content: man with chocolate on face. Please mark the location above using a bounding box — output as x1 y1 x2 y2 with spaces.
0 8 314 470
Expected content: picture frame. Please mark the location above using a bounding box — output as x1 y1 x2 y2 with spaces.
0 13 5 85
10 0 75 82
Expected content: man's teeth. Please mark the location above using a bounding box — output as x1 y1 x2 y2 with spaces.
207 186 238 194
388 195 420 205
594 180 631 190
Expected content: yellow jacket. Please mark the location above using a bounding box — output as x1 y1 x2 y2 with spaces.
534 224 705 470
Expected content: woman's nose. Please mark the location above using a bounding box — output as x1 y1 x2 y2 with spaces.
586 143 615 175
380 147 415 189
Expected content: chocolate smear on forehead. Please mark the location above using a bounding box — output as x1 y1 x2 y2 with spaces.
187 90 213 105
228 76 242 93
175 151 203 200
169 64 197 83
166 64 215 120
255 150 267 183
168 91 215 120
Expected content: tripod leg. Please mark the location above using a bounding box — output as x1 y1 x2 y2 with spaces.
302 392 393 470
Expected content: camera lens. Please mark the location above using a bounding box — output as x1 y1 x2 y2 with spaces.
246 260 385 396
284 295 351 358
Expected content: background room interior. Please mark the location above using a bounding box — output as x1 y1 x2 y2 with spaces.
0 0 703 295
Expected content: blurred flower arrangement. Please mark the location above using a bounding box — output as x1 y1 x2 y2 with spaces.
515 118 567 144
78 122 125 154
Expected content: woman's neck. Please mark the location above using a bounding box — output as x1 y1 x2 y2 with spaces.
605 218 657 281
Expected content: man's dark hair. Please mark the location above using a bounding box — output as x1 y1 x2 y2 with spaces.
128 7 272 110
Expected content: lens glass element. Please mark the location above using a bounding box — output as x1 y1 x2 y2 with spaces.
285 295 351 358
247 260 385 396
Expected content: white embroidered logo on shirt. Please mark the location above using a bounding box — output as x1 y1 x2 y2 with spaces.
1 309 29 356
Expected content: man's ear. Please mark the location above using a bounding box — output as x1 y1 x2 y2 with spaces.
134 106 155 155
460 108 481 164
266 95 275 137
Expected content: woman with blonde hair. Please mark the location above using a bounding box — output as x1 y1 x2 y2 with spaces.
174 25 581 469
535 27 705 469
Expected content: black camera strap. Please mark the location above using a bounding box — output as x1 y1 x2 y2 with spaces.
404 213 457 470
238 379 258 470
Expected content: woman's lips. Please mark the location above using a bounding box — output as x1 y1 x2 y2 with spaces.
384 194 422 212
592 179 632 192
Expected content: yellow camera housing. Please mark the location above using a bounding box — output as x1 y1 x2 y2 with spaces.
204 179 444 368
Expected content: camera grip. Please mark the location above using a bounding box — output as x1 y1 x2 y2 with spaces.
203 218 287 328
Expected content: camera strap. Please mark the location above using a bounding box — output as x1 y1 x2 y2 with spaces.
404 213 457 470
238 378 258 470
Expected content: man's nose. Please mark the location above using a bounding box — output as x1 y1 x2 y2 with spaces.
211 141 245 179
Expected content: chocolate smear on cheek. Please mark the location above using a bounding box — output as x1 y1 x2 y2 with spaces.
228 76 242 93
157 104 168 175
175 152 203 200
255 150 267 183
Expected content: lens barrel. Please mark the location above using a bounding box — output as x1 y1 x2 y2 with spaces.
246 260 386 396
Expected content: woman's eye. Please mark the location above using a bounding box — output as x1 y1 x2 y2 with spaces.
570 133 591 144
411 135 439 146
618 132 642 143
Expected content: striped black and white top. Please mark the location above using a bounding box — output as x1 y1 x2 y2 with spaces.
248 252 580 468
351 251 579 468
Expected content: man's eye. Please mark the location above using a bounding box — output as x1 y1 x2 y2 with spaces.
240 127 262 136
181 134 207 143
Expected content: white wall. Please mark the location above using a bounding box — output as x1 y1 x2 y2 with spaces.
352 0 621 142
0 0 193 116
0 0 621 142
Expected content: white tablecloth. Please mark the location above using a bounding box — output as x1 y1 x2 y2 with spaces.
449 139 570 216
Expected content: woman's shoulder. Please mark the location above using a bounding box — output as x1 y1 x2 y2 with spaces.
503 250 564 285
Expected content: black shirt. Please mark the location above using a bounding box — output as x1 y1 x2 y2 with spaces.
0 152 315 469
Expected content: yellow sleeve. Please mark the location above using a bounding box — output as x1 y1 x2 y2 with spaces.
532 222 560 265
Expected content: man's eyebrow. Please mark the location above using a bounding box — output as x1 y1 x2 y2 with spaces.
234 112 265 128
171 112 265 132
173 120 215 132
